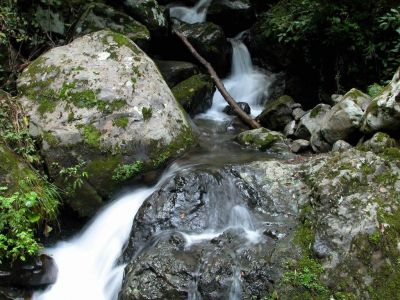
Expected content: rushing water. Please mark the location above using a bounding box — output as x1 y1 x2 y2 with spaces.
200 33 272 121
169 0 212 24
34 1 274 298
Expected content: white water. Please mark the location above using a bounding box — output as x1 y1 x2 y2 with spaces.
169 0 212 24
200 34 272 122
33 188 155 300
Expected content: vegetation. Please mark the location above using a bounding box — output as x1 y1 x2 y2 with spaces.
258 0 400 95
112 161 143 181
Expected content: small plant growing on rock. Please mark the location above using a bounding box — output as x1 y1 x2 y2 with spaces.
112 161 143 181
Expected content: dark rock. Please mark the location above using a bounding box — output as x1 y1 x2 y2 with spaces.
71 3 150 48
206 0 255 36
256 95 294 131
155 60 199 88
223 102 251 116
172 21 230 74
361 132 397 154
112 0 168 34
172 74 215 116
0 255 57 287
310 131 331 153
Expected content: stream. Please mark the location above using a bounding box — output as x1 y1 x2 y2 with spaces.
34 2 275 299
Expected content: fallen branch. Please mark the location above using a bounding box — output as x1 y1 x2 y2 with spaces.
173 29 261 129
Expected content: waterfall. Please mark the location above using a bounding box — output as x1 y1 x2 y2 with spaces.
169 0 212 24
200 34 272 121
33 188 154 300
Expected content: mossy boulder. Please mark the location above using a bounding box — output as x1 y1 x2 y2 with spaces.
17 30 195 217
294 104 331 140
257 95 295 131
155 60 199 88
236 127 287 151
361 67 400 134
361 132 397 154
172 74 214 116
71 3 150 46
321 88 369 144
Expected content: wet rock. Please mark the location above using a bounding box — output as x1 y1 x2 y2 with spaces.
172 21 230 74
18 30 195 217
294 104 330 140
332 140 352 152
0 254 57 287
331 94 343 104
257 95 295 131
207 0 255 36
236 128 286 151
290 139 310 153
361 67 400 134
71 3 150 46
362 132 397 154
172 74 215 116
155 60 199 88
223 102 251 116
321 89 370 144
283 120 296 137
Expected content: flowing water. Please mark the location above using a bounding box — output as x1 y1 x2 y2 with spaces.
169 0 212 24
34 1 275 299
199 34 272 121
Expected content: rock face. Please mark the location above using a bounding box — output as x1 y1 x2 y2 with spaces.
361 67 400 133
361 132 397 154
321 88 370 144
121 145 400 299
172 74 215 116
294 104 330 140
257 95 295 131
155 60 199 88
18 30 194 217
71 3 150 46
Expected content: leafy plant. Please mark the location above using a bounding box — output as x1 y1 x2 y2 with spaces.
367 83 385 98
142 107 152 121
112 161 143 181
0 178 59 263
56 160 89 195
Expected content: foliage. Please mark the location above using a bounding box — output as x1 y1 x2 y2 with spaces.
367 83 385 98
112 161 143 181
0 177 59 263
0 91 40 164
260 0 400 93
55 160 89 196
142 107 152 121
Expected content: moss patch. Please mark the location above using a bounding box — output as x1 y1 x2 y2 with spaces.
113 116 129 128
77 124 101 148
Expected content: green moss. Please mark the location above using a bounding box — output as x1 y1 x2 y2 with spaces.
238 128 283 151
171 74 212 109
148 125 195 168
113 117 129 128
142 107 152 121
42 131 59 147
383 147 400 161
310 105 323 118
78 124 101 148
37 97 57 116
263 95 294 112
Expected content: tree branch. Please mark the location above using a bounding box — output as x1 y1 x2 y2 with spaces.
173 29 261 129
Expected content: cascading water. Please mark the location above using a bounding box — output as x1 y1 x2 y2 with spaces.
169 0 212 24
200 33 272 121
33 188 155 300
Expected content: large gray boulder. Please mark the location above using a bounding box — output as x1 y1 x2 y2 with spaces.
321 88 370 144
294 103 330 140
361 67 400 133
155 60 199 88
17 30 195 217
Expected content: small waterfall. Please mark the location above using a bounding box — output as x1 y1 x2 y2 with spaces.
33 188 154 300
170 0 212 24
200 34 272 121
